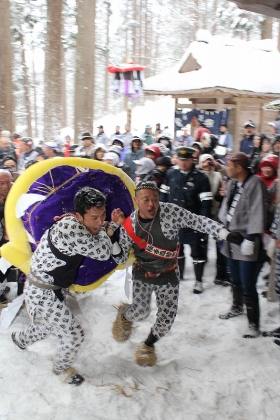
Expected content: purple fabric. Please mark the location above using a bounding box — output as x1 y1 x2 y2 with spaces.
21 166 134 287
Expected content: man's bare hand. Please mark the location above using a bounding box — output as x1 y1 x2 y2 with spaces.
111 208 125 225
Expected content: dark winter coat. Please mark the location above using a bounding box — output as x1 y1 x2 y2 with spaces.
159 166 212 244
240 134 254 155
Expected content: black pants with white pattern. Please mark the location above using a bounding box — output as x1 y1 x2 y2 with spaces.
16 282 85 372
124 279 179 340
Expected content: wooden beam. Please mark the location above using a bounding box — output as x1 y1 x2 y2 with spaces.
176 103 236 110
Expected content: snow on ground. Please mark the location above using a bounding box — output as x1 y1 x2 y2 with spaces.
1 237 280 420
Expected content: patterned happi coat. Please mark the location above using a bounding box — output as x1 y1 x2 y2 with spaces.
112 202 227 284
218 175 267 262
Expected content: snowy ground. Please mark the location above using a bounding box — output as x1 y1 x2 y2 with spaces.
1 237 280 420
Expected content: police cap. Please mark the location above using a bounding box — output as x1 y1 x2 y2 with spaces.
176 146 196 160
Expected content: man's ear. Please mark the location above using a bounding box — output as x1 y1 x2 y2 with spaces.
75 212 83 223
133 196 138 206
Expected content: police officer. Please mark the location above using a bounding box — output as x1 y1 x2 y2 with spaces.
159 146 212 293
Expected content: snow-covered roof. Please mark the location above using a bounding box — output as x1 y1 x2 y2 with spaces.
143 31 280 96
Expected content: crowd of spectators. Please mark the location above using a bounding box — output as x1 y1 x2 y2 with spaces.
1 116 280 343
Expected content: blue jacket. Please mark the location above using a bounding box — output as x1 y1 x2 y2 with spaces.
218 132 232 149
240 135 254 155
124 148 145 180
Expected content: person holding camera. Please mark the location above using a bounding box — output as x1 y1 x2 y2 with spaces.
198 154 230 287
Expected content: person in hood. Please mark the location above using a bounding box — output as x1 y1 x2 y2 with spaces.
268 116 280 135
125 136 145 181
257 155 279 259
133 157 156 183
191 142 205 164
157 134 172 156
105 146 131 178
198 154 230 287
271 134 280 156
111 136 127 162
141 125 154 146
249 133 269 174
151 156 173 188
92 144 107 161
239 120 256 155
257 154 278 189
200 133 218 157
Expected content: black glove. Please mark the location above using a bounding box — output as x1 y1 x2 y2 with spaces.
227 232 243 245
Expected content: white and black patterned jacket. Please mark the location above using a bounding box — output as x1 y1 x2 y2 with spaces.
112 202 227 265
31 215 113 284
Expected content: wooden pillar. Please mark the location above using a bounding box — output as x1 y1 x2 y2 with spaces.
259 101 265 133
126 97 132 126
217 97 224 112
233 98 241 153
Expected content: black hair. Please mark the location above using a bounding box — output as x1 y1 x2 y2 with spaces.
25 160 38 169
74 187 106 216
2 155 17 164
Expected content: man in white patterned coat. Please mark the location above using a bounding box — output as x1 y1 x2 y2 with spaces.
11 187 124 386
110 181 243 367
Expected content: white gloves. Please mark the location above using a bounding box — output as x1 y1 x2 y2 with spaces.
240 239 254 256
267 238 276 260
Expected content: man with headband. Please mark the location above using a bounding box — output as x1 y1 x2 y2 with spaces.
109 180 243 367
11 187 124 386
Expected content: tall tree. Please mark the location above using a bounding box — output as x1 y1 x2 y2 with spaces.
44 0 63 139
0 0 14 132
260 16 273 39
74 0 96 141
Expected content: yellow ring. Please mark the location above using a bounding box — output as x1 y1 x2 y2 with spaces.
1 157 136 292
